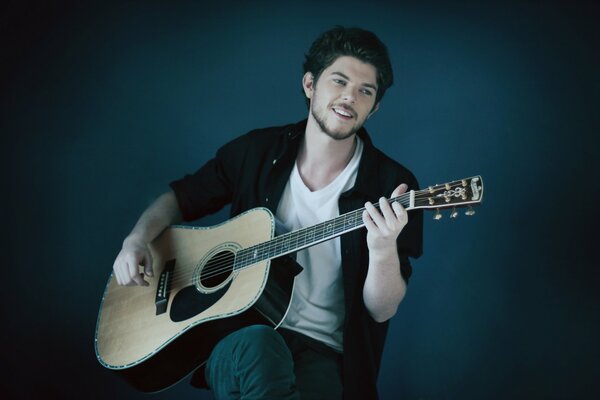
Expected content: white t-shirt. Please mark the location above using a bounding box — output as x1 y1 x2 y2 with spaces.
276 137 363 352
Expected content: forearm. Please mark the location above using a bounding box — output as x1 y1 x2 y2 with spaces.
125 191 182 245
113 191 181 286
361 183 410 322
363 246 407 323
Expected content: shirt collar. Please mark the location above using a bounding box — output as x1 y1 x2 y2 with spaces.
285 119 382 199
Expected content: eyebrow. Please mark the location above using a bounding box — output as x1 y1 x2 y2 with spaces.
331 72 378 91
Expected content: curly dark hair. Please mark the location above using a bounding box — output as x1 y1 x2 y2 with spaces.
303 26 394 107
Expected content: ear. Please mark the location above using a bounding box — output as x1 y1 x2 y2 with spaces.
367 102 380 119
302 72 315 100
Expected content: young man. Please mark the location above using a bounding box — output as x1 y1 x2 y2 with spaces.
112 27 423 399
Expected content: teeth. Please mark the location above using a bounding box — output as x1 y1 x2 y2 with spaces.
334 108 352 117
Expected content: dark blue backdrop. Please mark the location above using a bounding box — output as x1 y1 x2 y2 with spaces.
2 1 598 398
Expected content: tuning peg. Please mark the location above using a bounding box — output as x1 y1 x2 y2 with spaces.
450 207 458 218
465 206 476 216
433 209 442 220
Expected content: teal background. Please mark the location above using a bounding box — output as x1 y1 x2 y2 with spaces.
2 1 598 398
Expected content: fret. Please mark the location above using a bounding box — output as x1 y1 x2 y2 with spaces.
233 176 483 270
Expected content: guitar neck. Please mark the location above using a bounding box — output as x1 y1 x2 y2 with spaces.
234 197 402 269
234 175 483 270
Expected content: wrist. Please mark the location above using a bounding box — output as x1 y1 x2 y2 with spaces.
368 240 397 259
123 233 147 248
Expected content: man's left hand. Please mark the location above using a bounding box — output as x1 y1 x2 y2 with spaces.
362 183 408 255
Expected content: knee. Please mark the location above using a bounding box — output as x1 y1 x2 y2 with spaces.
208 326 297 398
228 325 292 367
234 325 285 350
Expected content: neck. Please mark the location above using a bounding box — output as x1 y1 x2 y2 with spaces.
296 117 357 191
300 117 357 169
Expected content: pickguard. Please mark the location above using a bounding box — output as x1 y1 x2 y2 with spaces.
170 281 232 322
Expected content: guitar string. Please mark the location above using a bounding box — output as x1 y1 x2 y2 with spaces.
108 191 407 301
106 181 476 307
165 182 472 285
108 183 472 302
155 191 411 286
109 200 377 300
107 181 477 301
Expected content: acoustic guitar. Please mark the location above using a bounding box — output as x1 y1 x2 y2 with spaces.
95 176 483 392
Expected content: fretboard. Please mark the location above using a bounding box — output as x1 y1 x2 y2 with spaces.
233 192 412 270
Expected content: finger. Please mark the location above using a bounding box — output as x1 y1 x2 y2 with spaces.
391 201 408 226
391 183 408 199
143 251 154 277
116 267 124 286
391 200 406 218
126 259 137 285
365 200 389 233
127 257 148 286
113 268 121 286
362 210 378 232
131 267 149 287
136 273 149 286
117 252 133 285
112 259 120 285
379 196 398 227
113 258 124 285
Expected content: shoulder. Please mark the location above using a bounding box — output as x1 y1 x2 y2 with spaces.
219 121 301 154
362 141 420 192
241 121 301 143
378 148 418 184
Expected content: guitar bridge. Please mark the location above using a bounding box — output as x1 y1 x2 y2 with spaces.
155 259 175 315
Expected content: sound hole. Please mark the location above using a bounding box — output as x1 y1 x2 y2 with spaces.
201 250 235 288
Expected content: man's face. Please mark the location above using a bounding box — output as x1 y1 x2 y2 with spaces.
304 56 380 140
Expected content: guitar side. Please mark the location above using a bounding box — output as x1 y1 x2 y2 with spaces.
95 208 284 392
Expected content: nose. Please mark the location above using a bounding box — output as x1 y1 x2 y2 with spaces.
342 86 356 103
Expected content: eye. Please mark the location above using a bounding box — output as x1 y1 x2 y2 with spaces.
333 79 346 86
360 88 373 96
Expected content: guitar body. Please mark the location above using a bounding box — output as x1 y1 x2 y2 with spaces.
95 175 483 393
95 208 300 392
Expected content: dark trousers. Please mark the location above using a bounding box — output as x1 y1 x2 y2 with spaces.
205 325 343 400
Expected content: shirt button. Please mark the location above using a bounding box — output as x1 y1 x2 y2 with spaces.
272 159 277 165
266 197 269 203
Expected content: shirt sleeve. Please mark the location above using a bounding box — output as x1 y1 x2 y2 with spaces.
399 256 413 283
169 134 247 221
396 174 424 284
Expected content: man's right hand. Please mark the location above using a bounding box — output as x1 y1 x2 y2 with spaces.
110 190 180 286
112 236 154 286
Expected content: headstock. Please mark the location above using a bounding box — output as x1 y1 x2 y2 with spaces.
413 176 484 220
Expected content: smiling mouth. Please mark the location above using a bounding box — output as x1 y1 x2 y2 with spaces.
332 107 354 119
